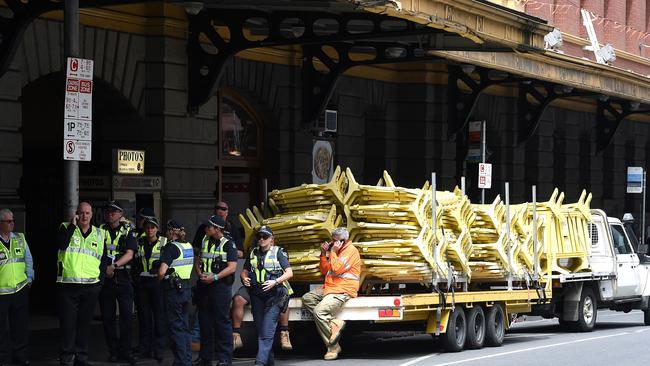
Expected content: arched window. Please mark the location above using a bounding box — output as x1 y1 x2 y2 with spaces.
219 90 260 160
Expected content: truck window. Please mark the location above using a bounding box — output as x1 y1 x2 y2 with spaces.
611 225 632 255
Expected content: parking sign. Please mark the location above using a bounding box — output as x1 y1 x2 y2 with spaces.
478 163 492 189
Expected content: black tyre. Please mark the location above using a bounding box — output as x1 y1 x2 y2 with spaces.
572 287 597 332
466 305 486 349
644 309 650 326
441 306 467 352
485 304 505 347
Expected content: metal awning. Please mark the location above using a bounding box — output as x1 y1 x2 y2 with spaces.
350 0 650 104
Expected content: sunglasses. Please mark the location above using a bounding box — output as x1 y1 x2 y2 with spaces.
256 234 271 240
0 220 14 224
215 206 229 211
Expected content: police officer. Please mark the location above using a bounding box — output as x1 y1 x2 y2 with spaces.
135 208 156 240
99 200 137 364
194 215 237 366
158 220 194 366
56 202 107 366
134 216 166 362
192 201 243 258
242 226 293 366
0 209 34 366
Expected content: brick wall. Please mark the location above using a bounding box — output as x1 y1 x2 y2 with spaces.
521 0 650 71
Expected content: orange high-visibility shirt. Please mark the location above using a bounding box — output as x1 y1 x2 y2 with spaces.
319 242 361 298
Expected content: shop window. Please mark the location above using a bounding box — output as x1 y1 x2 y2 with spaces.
219 94 259 159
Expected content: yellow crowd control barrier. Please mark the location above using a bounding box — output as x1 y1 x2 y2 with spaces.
240 167 594 287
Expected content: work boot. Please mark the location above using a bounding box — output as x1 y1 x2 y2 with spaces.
233 332 243 350
280 330 293 351
323 343 341 361
329 319 346 345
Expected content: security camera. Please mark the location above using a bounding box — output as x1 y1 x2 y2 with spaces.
544 28 563 50
596 43 616 64
184 1 204 15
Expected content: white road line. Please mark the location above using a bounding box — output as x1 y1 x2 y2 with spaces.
634 328 650 333
505 333 553 339
399 354 439 366
398 332 628 366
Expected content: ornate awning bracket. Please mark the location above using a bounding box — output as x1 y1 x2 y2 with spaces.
302 41 442 128
187 9 446 113
518 82 596 144
447 64 521 139
596 100 650 153
0 0 155 79
0 0 63 77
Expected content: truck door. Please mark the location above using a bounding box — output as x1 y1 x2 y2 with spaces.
610 224 641 298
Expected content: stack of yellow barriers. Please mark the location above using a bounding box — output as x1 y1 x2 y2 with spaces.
239 167 594 286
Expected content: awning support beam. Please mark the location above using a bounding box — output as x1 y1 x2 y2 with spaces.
518 82 596 143
597 100 650 152
187 9 445 113
0 0 153 79
447 65 522 139
302 41 443 128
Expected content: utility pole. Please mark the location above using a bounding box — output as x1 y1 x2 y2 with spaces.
63 0 80 219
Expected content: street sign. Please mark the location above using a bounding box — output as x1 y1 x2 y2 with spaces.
63 57 93 161
63 139 91 161
466 121 484 162
478 163 492 189
627 167 644 193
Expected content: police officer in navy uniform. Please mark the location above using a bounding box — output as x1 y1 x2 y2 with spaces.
134 216 166 362
158 220 194 366
194 215 237 366
135 208 156 240
99 200 138 364
242 226 293 366
0 209 34 366
56 202 109 366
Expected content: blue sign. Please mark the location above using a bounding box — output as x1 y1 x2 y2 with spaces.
627 167 643 194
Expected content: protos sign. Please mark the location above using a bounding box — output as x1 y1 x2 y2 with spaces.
115 149 145 175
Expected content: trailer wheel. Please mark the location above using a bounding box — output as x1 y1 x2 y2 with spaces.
573 287 597 332
466 305 486 349
644 309 650 326
485 304 505 347
441 306 467 352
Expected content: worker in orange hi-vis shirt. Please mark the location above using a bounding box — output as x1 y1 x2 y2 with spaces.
302 227 361 361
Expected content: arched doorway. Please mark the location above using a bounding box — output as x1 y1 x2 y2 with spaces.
21 72 141 313
217 88 262 217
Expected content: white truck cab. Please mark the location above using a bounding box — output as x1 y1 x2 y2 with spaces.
550 209 650 330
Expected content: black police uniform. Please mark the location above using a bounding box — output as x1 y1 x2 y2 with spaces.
246 246 291 366
134 234 167 361
192 219 243 254
160 241 193 366
98 222 138 362
197 236 237 365
56 223 109 366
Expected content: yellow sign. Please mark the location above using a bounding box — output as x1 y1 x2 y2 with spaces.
116 149 145 175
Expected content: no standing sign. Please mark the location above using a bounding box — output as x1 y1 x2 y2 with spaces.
63 57 93 161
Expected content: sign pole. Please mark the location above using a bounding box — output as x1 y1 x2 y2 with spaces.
63 0 79 219
481 120 486 204
641 169 646 245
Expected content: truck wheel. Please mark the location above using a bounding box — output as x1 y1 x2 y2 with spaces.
573 287 597 332
644 309 650 326
485 304 505 347
466 305 486 349
441 306 467 352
